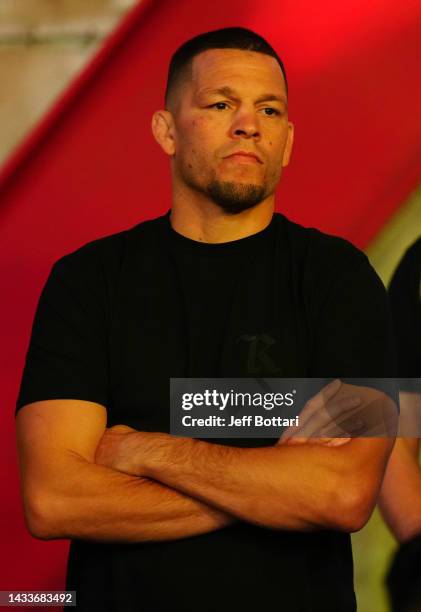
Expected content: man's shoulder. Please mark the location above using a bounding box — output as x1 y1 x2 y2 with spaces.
51 213 167 273
275 212 367 269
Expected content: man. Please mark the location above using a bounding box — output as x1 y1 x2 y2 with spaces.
379 238 421 612
15 28 397 611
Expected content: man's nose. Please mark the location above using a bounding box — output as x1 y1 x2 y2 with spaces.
230 109 260 139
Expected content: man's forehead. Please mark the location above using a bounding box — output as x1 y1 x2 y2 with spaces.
190 48 286 91
194 85 288 109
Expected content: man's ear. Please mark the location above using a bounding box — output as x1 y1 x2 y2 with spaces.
151 110 176 156
282 121 294 167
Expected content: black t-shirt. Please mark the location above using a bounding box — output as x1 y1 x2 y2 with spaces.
386 238 421 612
388 237 421 392
15 211 397 612
387 532 421 612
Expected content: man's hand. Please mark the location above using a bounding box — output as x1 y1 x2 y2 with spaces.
95 424 144 473
278 379 397 448
278 379 364 448
95 425 175 477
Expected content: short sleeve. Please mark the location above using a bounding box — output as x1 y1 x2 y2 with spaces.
309 240 398 402
388 238 421 382
15 249 109 415
386 533 421 612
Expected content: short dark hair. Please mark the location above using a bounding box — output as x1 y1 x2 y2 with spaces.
165 27 288 109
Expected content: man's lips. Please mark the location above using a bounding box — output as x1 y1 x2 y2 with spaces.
223 151 263 164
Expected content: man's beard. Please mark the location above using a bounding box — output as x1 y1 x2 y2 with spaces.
206 179 267 215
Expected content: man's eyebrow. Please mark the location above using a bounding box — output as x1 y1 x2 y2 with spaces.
199 86 288 107
255 93 288 107
198 86 240 99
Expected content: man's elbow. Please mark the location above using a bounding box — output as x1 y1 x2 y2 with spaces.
24 494 62 540
328 482 376 533
246 491 368 532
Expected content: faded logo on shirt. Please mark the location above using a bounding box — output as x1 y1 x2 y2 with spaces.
237 333 281 374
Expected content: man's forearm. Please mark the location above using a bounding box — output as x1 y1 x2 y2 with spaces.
91 385 393 534
125 433 391 533
379 438 421 542
32 452 236 542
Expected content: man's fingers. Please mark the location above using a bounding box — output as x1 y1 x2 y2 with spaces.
307 436 351 446
107 424 137 434
282 396 362 442
304 379 342 412
279 380 341 442
280 436 352 447
317 417 364 438
325 437 352 447
290 379 343 431
278 427 294 444
280 436 310 446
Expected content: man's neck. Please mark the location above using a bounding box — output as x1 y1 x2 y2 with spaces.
169 195 275 244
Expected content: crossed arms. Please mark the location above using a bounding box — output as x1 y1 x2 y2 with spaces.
16 381 396 543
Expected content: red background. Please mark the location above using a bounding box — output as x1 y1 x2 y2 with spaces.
1 0 420 597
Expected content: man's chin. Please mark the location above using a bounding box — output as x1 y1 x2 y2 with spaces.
207 180 266 215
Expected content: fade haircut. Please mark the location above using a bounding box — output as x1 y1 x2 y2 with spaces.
164 27 288 110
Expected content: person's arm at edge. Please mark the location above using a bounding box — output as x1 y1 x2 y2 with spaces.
16 399 237 543
378 393 421 543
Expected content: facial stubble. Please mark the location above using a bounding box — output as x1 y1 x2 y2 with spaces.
177 150 273 215
206 179 267 215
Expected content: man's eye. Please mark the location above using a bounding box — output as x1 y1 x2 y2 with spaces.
210 102 229 110
262 107 280 116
